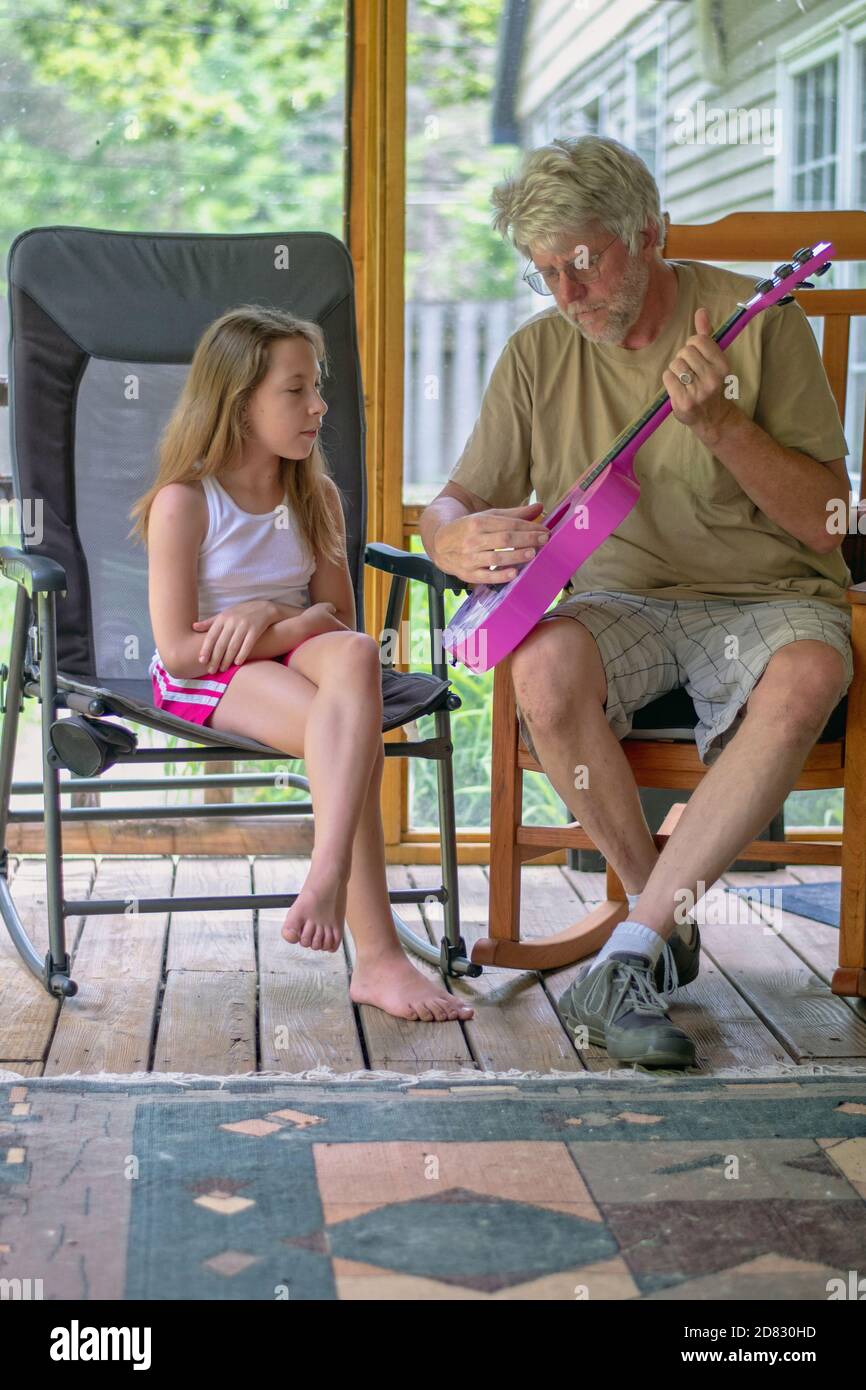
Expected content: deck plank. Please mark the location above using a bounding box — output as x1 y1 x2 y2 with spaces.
255 857 365 1073
702 875 866 1060
0 855 864 1075
71 859 167 980
154 858 257 1074
0 858 95 1063
166 858 255 972
411 862 584 1073
343 864 476 1074
46 858 171 1074
0 1060 43 1075
154 970 257 1074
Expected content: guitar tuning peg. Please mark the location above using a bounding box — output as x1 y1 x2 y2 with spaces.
798 280 815 289
754 277 775 294
792 247 813 262
773 262 795 278
776 294 796 305
814 261 832 276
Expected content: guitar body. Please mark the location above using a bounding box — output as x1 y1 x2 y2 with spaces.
441 241 833 675
442 456 640 672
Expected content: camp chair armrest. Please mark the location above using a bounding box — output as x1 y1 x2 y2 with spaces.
0 546 67 595
364 542 469 595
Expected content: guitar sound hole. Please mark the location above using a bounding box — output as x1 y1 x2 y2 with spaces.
544 500 569 530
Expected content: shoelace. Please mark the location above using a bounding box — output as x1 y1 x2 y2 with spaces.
582 954 673 1021
656 940 680 996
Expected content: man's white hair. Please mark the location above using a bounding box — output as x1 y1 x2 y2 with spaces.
491 135 667 259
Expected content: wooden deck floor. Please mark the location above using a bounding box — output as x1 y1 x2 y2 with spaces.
1 856 865 1077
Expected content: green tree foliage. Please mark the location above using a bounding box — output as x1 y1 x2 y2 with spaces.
0 0 347 291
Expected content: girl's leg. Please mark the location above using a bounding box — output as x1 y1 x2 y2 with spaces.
279 633 384 949
343 741 474 1021
206 645 474 1021
208 644 374 951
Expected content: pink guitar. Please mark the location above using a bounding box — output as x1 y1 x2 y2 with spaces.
442 241 833 674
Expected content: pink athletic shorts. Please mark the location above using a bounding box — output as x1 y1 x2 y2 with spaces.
149 635 317 727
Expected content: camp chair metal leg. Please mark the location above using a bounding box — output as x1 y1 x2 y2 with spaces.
0 584 29 855
0 585 42 982
371 568 478 978
386 704 479 978
432 703 477 976
0 587 75 995
37 593 76 997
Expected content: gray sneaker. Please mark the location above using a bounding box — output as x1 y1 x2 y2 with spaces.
652 919 701 995
557 951 696 1068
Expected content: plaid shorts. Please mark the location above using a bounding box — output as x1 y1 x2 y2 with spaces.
515 590 854 767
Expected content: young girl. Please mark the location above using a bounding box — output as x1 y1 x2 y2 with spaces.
129 304 473 1025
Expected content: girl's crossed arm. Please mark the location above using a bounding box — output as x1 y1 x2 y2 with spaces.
147 483 309 678
193 479 360 672
149 479 358 679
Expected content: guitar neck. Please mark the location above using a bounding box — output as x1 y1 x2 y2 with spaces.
577 301 750 492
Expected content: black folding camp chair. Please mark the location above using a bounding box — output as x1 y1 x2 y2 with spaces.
0 225 479 999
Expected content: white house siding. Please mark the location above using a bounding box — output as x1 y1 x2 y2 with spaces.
516 0 857 226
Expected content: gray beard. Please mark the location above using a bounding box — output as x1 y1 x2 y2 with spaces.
557 255 651 345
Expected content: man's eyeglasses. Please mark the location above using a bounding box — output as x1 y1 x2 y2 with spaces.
522 236 619 295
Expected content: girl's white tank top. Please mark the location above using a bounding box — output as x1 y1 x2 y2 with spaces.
195 474 316 621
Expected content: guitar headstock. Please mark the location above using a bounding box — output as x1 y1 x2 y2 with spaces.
750 241 833 308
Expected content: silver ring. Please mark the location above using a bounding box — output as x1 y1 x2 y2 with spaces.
678 370 693 385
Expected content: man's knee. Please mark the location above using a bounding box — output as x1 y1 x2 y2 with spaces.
745 640 848 737
509 617 607 724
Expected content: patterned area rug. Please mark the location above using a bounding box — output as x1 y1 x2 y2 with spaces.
2 1073 866 1300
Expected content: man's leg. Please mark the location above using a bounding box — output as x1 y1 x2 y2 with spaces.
553 636 848 1070
510 606 671 895
631 640 848 939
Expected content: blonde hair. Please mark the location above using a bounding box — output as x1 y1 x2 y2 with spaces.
128 303 346 571
490 134 666 259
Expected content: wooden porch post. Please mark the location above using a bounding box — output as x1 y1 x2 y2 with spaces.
347 0 408 857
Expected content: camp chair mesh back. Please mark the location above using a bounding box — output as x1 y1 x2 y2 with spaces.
12 229 382 725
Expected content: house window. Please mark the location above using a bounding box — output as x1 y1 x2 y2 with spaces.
858 42 866 204
633 46 661 177
781 25 865 503
791 57 839 208
557 92 601 137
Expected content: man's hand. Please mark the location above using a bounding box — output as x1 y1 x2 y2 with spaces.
192 599 281 673
663 306 739 446
433 502 551 586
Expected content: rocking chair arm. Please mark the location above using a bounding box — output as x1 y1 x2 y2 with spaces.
0 546 68 596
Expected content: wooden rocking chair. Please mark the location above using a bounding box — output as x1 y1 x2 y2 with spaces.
478 210 866 1005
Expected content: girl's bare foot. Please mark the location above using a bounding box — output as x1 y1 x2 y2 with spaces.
282 866 349 952
349 950 475 1022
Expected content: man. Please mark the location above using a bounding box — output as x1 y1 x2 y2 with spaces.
419 135 853 1069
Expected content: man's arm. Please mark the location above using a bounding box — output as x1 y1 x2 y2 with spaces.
419 481 492 568
665 305 850 555
691 413 848 555
419 481 549 585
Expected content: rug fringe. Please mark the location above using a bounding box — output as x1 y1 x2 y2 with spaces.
2 1061 865 1086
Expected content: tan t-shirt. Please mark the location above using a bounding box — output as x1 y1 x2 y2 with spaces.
447 259 852 610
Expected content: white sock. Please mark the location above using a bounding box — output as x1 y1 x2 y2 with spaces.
628 890 694 945
587 920 665 976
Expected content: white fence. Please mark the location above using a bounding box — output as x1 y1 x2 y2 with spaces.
403 298 528 490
